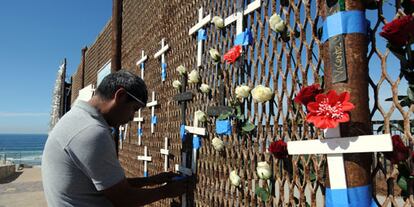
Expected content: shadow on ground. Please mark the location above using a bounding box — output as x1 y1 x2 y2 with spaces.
0 171 23 184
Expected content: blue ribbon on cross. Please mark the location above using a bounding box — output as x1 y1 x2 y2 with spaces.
141 62 145 69
216 119 232 135
151 116 158 124
326 185 377 207
180 124 186 142
193 135 201 149
161 63 167 81
234 28 253 46
137 128 143 136
197 29 207 41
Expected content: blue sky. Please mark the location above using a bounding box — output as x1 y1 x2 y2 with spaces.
0 0 112 134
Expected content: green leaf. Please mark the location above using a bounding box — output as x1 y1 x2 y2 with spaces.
255 187 270 202
397 175 408 192
242 121 255 132
217 112 232 120
407 87 414 102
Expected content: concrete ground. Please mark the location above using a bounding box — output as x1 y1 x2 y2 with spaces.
0 167 47 207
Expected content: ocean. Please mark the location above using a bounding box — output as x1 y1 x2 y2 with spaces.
0 134 47 166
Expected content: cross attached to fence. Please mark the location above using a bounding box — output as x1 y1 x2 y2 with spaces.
146 91 158 134
189 7 211 67
118 124 128 150
287 127 392 205
154 39 170 82
160 137 170 172
137 146 152 177
136 50 148 80
133 110 144 145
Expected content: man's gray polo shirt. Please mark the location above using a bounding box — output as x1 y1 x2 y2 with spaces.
42 101 125 207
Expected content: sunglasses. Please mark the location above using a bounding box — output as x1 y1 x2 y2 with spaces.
125 90 146 108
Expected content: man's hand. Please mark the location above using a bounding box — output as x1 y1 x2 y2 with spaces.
150 171 180 185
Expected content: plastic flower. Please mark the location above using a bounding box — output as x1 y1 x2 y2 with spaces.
212 16 224 29
269 13 286 33
176 65 187 76
384 135 410 164
306 90 355 129
235 85 251 98
195 110 207 123
251 85 273 103
212 137 225 151
199 84 210 93
380 15 414 47
172 80 181 89
294 84 323 107
229 170 241 187
256 161 272 180
268 140 288 159
209 48 221 64
188 69 200 84
223 45 242 64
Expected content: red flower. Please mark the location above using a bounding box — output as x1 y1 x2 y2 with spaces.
306 90 355 129
223 45 242 64
380 15 414 47
294 84 323 106
269 140 288 159
384 135 409 164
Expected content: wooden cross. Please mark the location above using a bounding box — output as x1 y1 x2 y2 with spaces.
136 50 148 80
186 111 207 173
224 0 261 37
154 38 170 82
133 110 144 145
146 91 158 134
174 163 193 207
207 64 232 117
188 7 211 67
287 127 392 202
137 146 152 177
160 137 170 172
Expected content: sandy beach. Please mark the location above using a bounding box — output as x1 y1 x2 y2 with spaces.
0 166 47 207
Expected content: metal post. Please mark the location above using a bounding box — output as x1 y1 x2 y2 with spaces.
81 47 87 88
322 0 371 197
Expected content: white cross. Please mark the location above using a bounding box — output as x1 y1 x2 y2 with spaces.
287 127 392 190
186 111 207 174
136 50 148 80
137 146 152 177
188 7 211 67
160 137 170 172
224 0 261 48
154 39 170 82
118 124 128 149
133 110 144 145
146 91 158 134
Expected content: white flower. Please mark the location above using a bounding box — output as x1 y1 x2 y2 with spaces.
251 85 273 103
256 161 272 180
212 16 224 29
235 85 251 98
195 110 207 123
211 137 224 151
176 65 187 76
172 80 181 89
199 84 210 93
229 170 241 187
209 48 221 63
269 13 286 33
188 69 200 84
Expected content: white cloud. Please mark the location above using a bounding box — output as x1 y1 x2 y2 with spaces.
0 112 49 117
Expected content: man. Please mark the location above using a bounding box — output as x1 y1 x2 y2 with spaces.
42 70 189 206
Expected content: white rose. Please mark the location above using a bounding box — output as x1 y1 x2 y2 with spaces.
251 85 273 103
212 16 224 29
269 13 286 33
235 85 251 98
229 170 241 187
176 65 187 76
195 110 207 123
209 48 221 63
199 84 210 93
256 161 272 180
172 80 181 89
188 69 200 84
211 137 224 151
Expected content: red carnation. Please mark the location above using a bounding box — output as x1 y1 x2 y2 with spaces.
306 90 355 129
223 45 242 64
269 140 288 159
380 15 414 47
294 84 323 107
384 135 409 164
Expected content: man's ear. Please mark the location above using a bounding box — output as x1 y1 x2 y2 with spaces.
113 88 128 103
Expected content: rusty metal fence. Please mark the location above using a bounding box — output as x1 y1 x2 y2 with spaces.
74 0 414 206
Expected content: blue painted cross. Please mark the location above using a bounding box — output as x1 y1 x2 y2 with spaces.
137 146 152 177
146 91 158 134
154 39 170 82
188 7 211 67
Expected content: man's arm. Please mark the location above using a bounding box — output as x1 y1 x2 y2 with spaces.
127 171 178 188
103 177 187 207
